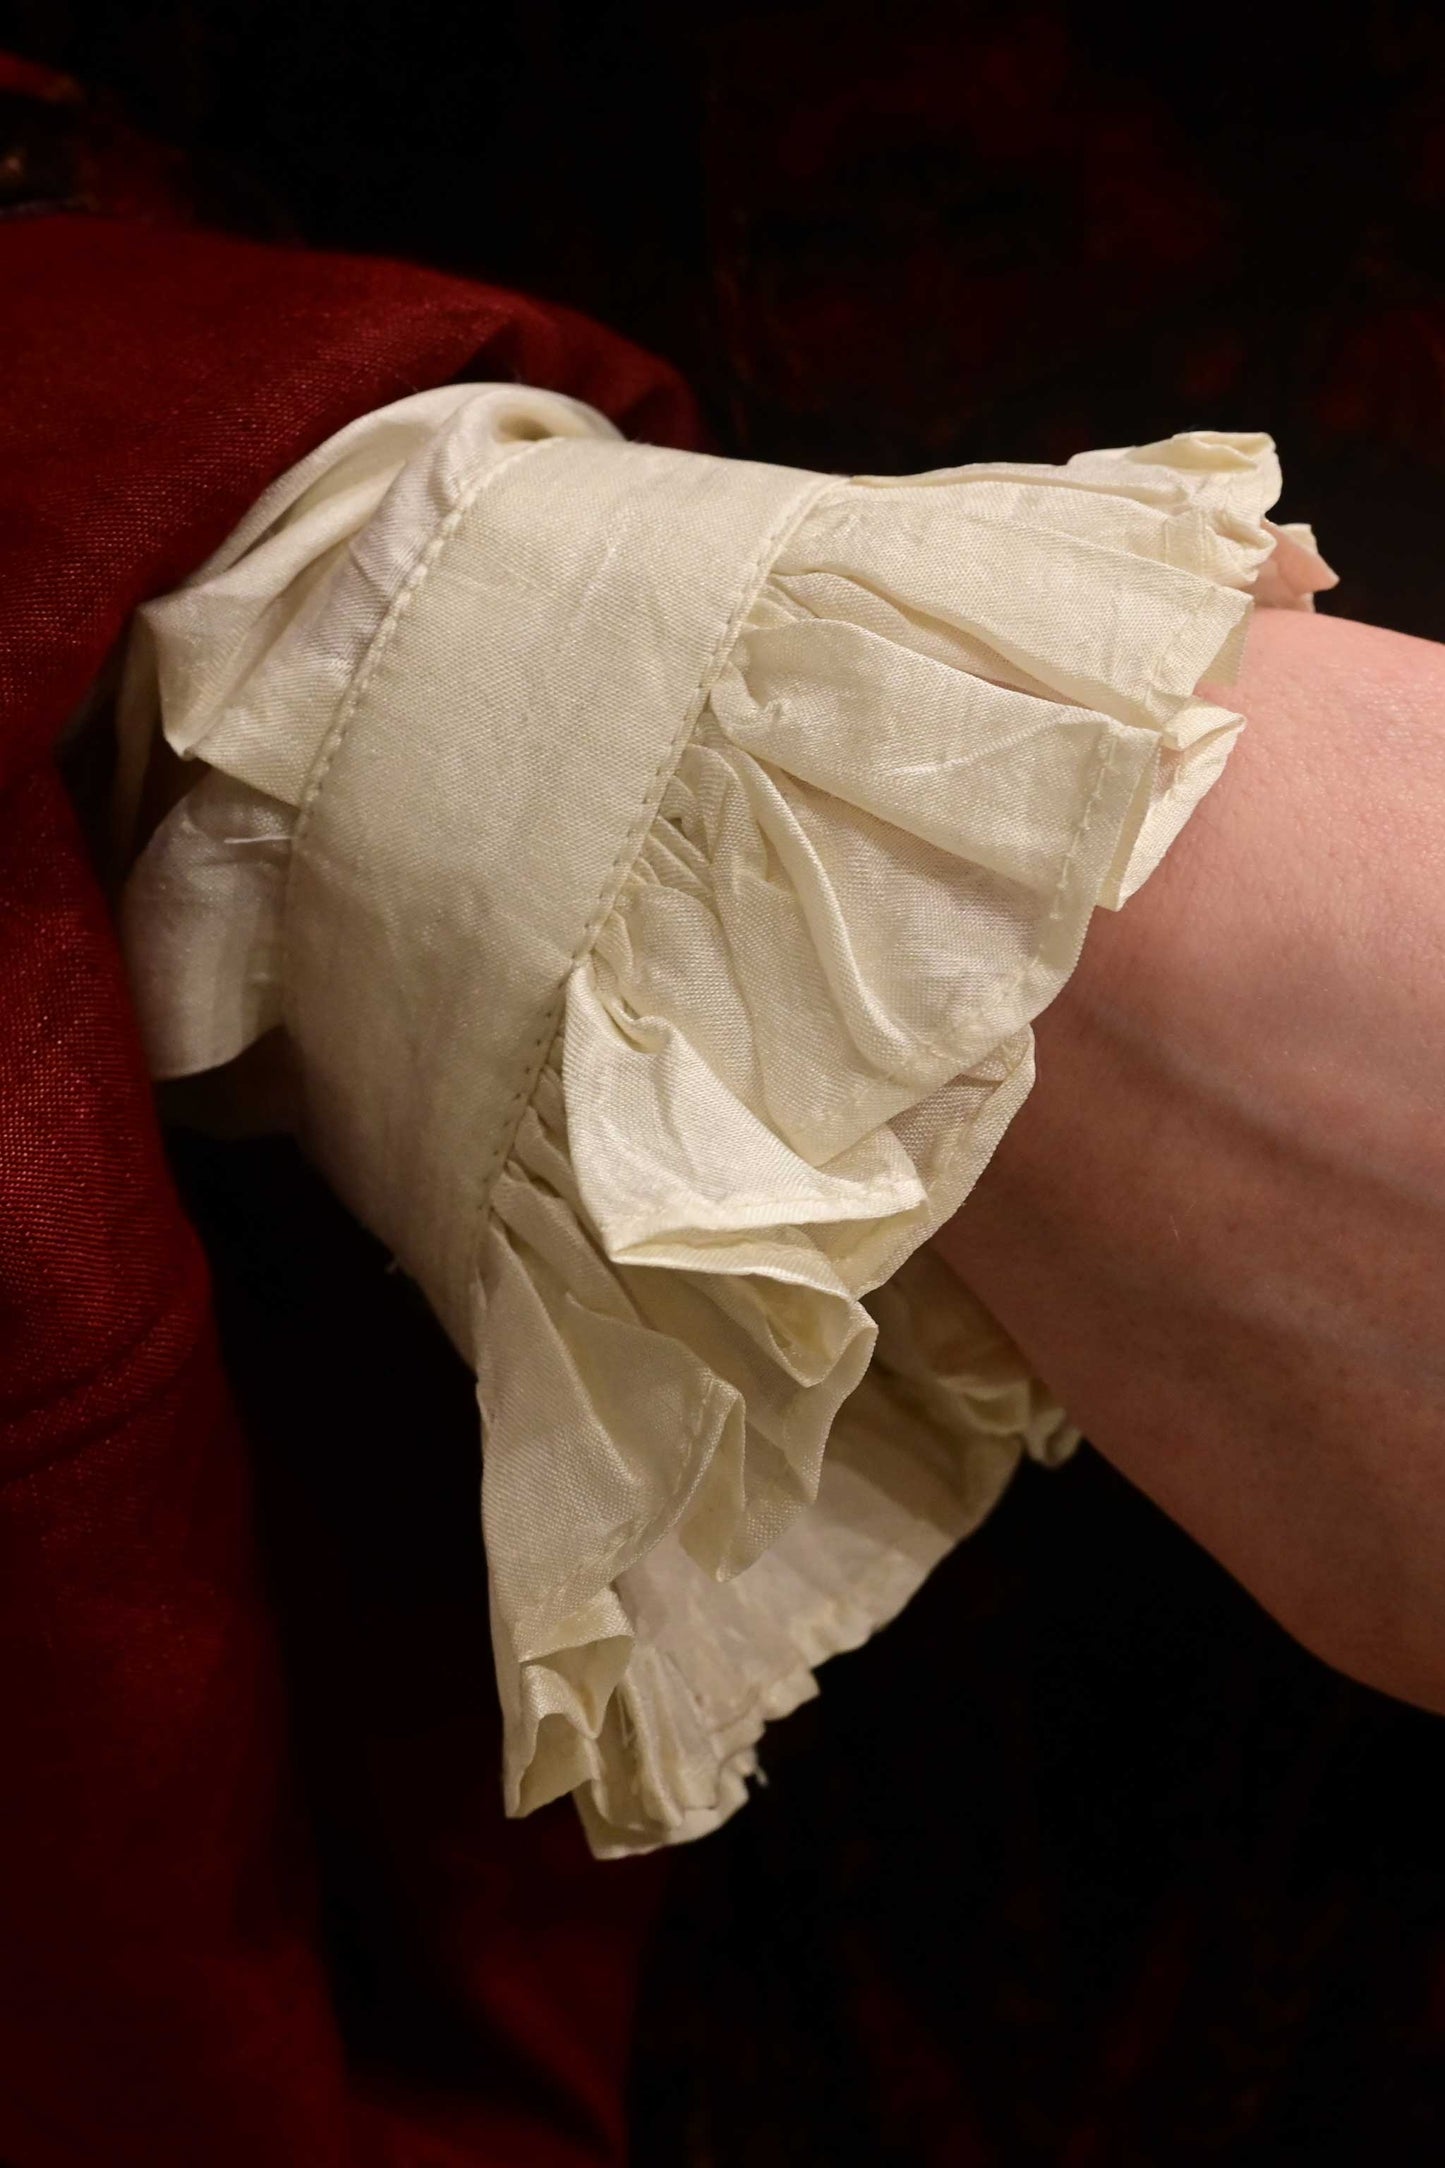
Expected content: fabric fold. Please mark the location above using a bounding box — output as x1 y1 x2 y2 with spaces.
121 395 1337 1853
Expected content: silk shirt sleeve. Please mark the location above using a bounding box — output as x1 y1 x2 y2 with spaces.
119 386 1336 1854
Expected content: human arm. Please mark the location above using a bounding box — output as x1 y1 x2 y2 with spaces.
935 604 1445 1710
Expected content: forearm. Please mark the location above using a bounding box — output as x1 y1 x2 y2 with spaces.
935 606 1445 1709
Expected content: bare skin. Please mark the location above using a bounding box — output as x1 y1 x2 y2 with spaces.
934 606 1445 1711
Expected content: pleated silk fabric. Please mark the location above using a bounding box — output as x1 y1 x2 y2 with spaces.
121 384 1336 1853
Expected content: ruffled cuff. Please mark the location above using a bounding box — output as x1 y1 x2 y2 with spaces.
120 390 1335 1853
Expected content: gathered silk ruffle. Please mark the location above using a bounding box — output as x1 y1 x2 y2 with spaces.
121 390 1335 1852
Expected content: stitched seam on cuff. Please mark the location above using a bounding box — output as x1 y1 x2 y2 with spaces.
277 430 560 1031
462 469 840 1287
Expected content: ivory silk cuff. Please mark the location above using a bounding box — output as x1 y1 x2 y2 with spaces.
120 385 1336 1854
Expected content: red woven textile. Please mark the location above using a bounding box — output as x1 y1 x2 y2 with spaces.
0 212 697 2168
0 214 698 785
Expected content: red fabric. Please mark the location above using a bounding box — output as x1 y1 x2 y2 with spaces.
0 214 698 788
0 211 698 2167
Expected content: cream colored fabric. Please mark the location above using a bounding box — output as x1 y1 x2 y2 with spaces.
119 385 1336 1855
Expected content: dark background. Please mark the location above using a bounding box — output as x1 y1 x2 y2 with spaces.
6 5 1445 2160
11 0 1445 638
